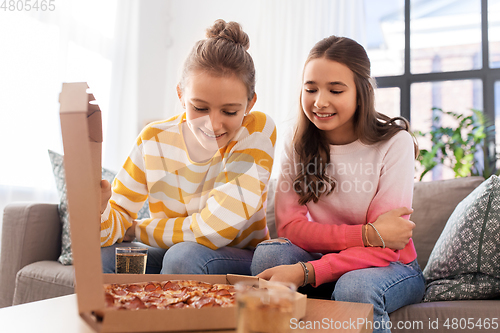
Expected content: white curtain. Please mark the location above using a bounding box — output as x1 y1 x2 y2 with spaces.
102 0 141 170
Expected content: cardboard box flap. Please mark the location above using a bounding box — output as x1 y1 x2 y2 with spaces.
226 274 258 286
59 82 92 113
59 82 105 315
59 82 103 143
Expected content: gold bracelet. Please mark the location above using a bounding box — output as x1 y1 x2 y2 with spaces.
368 223 386 249
298 261 309 287
364 224 374 247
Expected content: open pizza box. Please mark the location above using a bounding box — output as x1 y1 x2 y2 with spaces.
59 82 306 332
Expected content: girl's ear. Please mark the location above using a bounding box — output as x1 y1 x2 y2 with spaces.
245 93 257 115
176 84 185 108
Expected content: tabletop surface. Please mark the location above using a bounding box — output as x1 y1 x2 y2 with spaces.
0 294 373 333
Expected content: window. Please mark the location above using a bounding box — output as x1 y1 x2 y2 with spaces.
489 0 500 68
374 87 401 118
366 0 500 180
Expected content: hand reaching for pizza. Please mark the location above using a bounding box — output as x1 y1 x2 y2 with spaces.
123 220 137 242
256 263 315 288
100 179 112 214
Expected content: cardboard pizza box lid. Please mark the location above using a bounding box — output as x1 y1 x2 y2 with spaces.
59 82 105 315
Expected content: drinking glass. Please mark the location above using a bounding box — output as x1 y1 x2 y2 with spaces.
115 247 148 274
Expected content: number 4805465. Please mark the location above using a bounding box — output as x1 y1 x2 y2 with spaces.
1 0 56 11
443 318 498 330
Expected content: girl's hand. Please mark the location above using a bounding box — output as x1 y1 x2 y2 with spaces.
257 263 315 288
100 179 111 214
367 207 415 250
123 220 137 242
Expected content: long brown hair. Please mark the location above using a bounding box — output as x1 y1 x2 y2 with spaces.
292 35 418 205
178 19 255 101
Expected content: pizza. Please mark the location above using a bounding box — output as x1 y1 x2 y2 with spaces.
102 280 238 311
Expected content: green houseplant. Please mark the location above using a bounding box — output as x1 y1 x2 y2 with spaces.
414 108 497 181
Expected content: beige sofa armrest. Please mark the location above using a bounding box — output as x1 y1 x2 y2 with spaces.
0 203 61 308
411 176 484 270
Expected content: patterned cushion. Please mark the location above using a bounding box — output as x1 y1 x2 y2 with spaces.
422 175 500 301
48 150 150 265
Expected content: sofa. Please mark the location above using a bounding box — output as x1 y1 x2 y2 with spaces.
1 176 499 332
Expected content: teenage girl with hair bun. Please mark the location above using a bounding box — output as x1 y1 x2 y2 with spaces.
99 19 276 275
252 35 425 333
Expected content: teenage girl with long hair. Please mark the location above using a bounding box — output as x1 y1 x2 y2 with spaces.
252 35 425 333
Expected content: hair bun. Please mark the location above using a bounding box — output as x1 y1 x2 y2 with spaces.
206 19 250 50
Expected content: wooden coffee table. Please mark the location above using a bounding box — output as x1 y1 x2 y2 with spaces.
0 294 372 333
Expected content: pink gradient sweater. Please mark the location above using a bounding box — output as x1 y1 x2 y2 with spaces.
275 130 417 286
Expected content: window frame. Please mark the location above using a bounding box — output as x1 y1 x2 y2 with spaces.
374 0 500 160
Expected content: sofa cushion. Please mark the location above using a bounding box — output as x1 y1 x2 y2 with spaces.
422 176 500 302
411 176 484 270
13 261 74 305
48 150 150 265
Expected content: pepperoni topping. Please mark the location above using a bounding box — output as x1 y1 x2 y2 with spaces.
125 284 142 293
144 283 159 292
192 296 215 309
126 296 147 310
113 289 127 296
215 289 231 296
162 281 181 291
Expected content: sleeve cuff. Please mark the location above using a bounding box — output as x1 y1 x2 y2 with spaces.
345 224 364 248
100 204 112 227
310 259 334 287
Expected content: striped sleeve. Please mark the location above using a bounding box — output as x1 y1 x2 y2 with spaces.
100 137 149 246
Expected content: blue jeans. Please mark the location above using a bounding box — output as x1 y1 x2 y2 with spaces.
101 241 254 275
251 238 426 333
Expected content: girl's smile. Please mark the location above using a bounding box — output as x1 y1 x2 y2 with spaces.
313 112 337 119
199 127 226 139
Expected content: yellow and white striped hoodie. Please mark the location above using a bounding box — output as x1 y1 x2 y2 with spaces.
101 111 276 250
